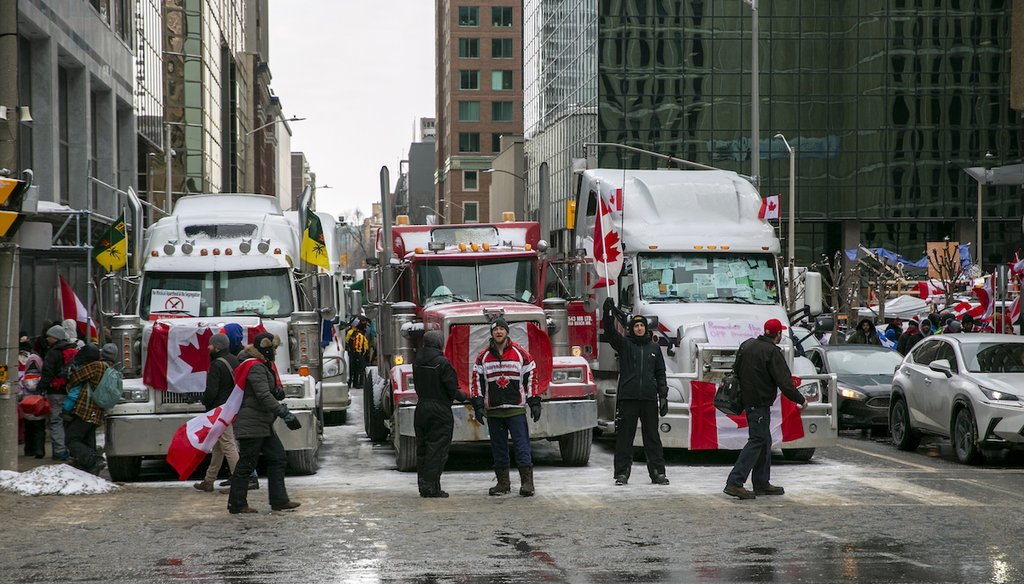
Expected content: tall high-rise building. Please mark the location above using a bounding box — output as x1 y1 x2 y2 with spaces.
436 0 524 224
525 2 1024 268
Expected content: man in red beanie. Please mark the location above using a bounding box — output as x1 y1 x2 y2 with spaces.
724 318 808 500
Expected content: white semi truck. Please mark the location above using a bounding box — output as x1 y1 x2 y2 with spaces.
565 148 838 459
99 190 342 481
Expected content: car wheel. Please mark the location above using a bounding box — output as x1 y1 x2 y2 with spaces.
953 407 984 465
889 398 920 451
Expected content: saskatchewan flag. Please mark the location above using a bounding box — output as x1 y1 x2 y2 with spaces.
93 214 128 272
301 207 330 270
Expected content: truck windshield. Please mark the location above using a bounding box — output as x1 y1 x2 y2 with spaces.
416 259 537 305
140 269 295 319
637 252 780 305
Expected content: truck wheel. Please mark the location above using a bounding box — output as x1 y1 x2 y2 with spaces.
286 449 319 475
364 368 389 442
395 434 417 472
781 448 815 461
324 410 348 426
107 456 142 482
558 428 593 466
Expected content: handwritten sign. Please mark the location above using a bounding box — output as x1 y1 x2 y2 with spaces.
705 320 763 347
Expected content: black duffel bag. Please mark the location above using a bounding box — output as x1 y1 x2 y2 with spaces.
714 372 743 416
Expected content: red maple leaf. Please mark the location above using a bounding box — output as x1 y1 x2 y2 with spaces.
206 406 222 425
601 228 622 264
192 424 212 444
496 376 510 388
768 201 777 211
179 328 214 374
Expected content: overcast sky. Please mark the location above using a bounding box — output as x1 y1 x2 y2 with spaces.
268 2 435 221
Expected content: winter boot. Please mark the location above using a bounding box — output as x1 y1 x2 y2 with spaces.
488 467 512 496
518 466 535 497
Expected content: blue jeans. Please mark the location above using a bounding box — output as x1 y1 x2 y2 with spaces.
487 413 532 469
727 406 772 488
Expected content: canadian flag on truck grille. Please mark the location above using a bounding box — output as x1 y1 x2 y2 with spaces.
688 380 804 450
144 321 266 392
444 321 552 394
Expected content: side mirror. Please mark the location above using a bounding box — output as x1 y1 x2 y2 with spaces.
316 272 338 320
642 315 659 330
928 359 953 378
814 315 835 333
98 274 120 316
803 271 823 316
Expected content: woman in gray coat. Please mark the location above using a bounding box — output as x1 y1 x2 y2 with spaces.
227 333 303 514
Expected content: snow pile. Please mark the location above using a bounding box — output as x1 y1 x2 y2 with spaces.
0 464 119 496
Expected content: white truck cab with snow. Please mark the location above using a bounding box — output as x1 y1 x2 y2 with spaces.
99 191 339 481
568 155 838 460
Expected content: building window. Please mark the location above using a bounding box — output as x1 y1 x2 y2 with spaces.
492 133 504 153
491 70 513 91
458 6 479 26
492 101 514 122
491 38 513 59
459 70 480 90
458 101 480 122
458 38 479 59
459 132 480 153
463 201 479 223
492 6 513 27
464 170 478 191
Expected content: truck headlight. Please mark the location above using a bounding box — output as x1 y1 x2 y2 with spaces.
551 367 584 384
284 383 305 398
980 386 1019 401
838 386 867 400
797 382 821 402
121 388 149 403
323 358 340 378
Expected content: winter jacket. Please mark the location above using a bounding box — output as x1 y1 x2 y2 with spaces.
413 333 466 404
847 319 881 345
603 308 668 402
233 347 290 439
896 329 923 355
68 360 109 425
472 340 538 410
202 349 240 410
734 335 806 408
39 340 78 395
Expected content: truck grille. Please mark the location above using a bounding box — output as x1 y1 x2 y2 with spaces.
161 391 204 405
866 396 890 409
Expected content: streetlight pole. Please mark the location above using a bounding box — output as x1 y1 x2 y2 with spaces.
745 0 760 190
419 205 445 223
965 151 996 270
776 133 795 311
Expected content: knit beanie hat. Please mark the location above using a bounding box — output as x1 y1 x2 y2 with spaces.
101 343 119 363
490 318 509 333
210 333 230 352
46 324 67 341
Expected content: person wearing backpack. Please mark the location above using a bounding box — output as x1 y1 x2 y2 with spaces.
64 344 109 475
194 333 249 492
18 347 46 459
38 324 78 461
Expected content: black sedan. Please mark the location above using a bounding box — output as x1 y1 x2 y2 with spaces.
806 345 905 430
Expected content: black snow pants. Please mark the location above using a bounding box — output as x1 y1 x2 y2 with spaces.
414 400 454 494
613 399 666 481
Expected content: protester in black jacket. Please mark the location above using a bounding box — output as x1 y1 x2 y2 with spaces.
413 331 467 498
603 298 670 486
724 319 808 500
39 324 78 461
896 319 924 355
227 333 302 514
194 333 245 492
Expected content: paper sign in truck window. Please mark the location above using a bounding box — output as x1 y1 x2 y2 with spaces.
149 289 202 319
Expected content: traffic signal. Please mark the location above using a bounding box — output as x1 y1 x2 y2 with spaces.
0 177 29 240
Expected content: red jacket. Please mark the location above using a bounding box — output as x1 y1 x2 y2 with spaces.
472 340 538 410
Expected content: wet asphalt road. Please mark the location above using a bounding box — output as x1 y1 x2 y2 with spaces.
3 393 1024 583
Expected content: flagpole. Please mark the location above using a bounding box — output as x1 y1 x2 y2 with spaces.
87 210 96 343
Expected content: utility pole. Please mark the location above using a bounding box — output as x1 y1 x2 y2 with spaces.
0 0 20 471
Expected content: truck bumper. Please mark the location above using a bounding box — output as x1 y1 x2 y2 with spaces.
321 377 351 412
105 410 320 457
396 400 597 441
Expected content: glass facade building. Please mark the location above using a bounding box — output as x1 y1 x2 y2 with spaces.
524 0 1022 267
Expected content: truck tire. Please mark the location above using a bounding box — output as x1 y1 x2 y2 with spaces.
364 368 389 443
781 448 815 462
394 434 417 472
286 449 319 475
558 428 593 466
107 456 142 482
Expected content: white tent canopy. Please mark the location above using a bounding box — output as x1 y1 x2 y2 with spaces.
857 295 929 320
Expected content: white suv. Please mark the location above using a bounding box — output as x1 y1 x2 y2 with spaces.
889 334 1024 464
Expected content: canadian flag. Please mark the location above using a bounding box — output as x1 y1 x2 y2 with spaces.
593 188 623 290
757 195 780 221
444 321 552 395
688 380 804 450
143 320 266 392
917 279 946 300
1007 295 1021 329
166 358 260 480
58 275 98 341
972 275 995 321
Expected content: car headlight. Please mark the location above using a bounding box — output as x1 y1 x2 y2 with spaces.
797 382 821 401
284 383 305 398
980 386 1019 401
120 388 149 403
551 367 584 384
838 386 867 400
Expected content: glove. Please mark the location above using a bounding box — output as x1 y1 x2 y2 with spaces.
470 396 486 425
454 390 469 404
283 412 302 431
527 396 542 423
659 397 669 417
603 297 615 313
